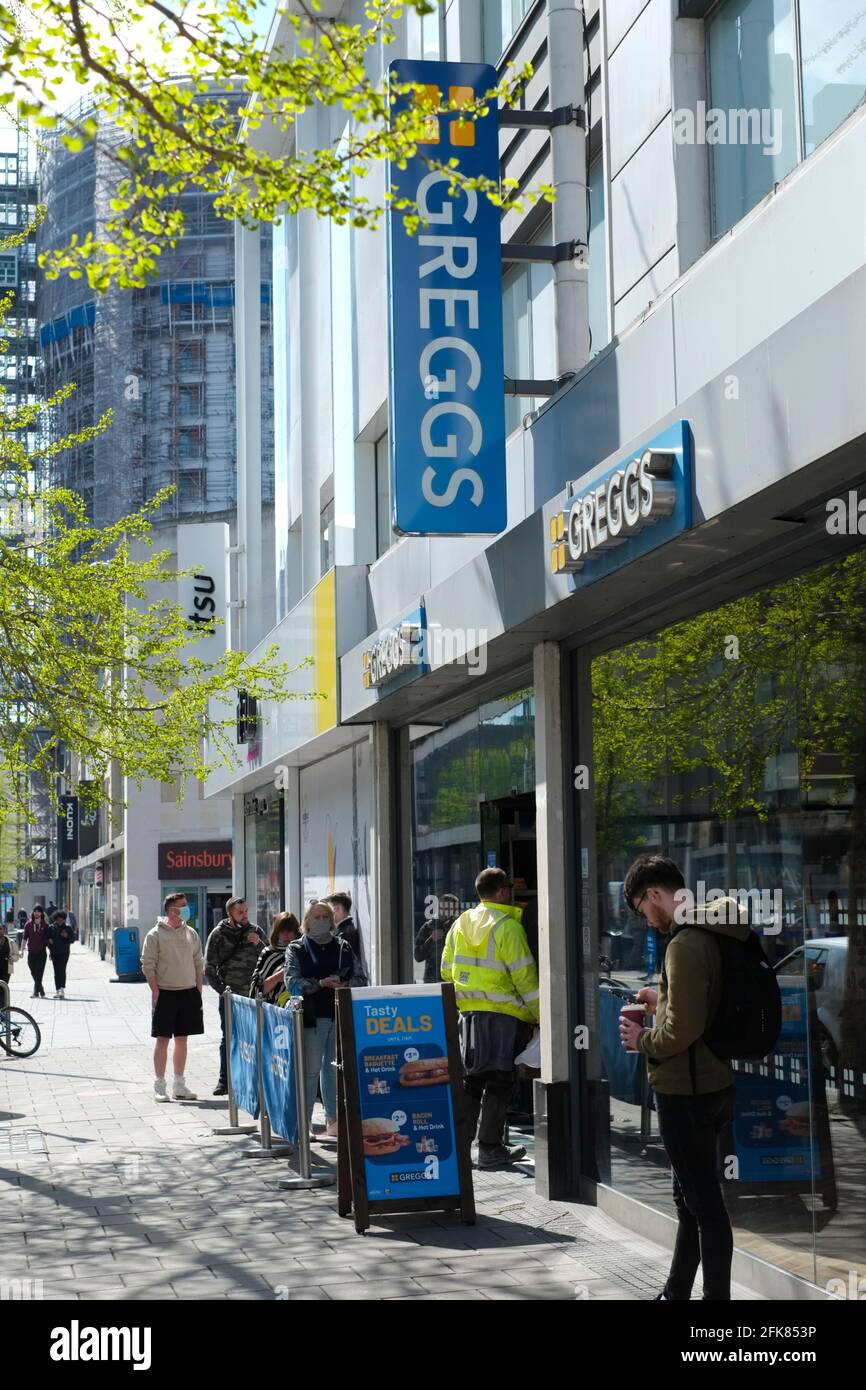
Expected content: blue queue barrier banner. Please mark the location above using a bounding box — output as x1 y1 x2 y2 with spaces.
229 995 260 1120
386 60 506 536
351 986 460 1202
599 990 643 1107
261 1001 298 1144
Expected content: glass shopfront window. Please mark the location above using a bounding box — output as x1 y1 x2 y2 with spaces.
409 688 536 981
588 550 866 1288
244 788 285 933
708 0 866 237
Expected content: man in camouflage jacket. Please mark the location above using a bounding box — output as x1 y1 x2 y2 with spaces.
204 897 267 1095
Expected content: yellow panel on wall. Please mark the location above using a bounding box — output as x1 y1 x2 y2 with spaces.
313 569 337 735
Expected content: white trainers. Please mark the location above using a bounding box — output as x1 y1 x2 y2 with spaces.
172 1076 197 1101
154 1078 170 1103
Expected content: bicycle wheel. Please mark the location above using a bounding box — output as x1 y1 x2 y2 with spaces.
0 1007 41 1058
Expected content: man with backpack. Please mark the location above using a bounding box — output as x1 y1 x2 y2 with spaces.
619 855 780 1302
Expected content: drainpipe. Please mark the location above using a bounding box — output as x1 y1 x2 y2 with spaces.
548 0 590 379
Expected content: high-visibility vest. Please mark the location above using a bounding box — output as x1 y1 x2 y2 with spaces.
440 901 540 1023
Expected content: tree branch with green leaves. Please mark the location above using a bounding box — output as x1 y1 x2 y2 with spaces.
1 0 546 291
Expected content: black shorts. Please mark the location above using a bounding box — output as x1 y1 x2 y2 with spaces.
151 987 204 1038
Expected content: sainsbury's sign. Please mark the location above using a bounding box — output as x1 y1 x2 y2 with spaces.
387 60 505 537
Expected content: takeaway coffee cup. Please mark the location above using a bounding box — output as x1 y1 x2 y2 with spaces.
620 1002 647 1051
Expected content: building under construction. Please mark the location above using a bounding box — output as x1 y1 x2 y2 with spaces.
0 122 39 441
37 98 274 528
34 100 273 942
0 122 57 907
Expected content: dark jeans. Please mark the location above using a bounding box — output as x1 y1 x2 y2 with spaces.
463 1070 514 1147
27 950 47 994
655 1087 735 1301
51 949 70 991
217 992 227 1084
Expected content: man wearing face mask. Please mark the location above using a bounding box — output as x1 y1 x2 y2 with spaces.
204 897 267 1096
141 893 204 1102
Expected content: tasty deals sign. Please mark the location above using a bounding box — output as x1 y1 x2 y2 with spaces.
351 986 460 1202
387 60 506 536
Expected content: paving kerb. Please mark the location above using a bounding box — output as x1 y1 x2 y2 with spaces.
0 942 763 1301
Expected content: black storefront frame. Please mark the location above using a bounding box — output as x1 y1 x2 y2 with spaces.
561 518 866 1298
389 656 590 1200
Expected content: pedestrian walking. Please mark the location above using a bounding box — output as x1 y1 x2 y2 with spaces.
141 893 204 1103
249 911 301 1004
23 905 50 998
618 855 759 1303
0 919 21 994
441 866 540 1170
285 901 366 1139
204 897 267 1096
47 910 78 999
16 910 26 947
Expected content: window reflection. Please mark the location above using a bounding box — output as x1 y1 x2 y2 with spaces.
591 550 866 1286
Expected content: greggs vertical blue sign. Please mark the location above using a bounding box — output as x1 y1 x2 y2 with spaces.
387 61 506 536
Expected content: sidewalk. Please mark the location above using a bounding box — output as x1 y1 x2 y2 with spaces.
0 943 759 1301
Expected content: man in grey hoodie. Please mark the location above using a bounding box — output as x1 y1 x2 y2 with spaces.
141 893 204 1103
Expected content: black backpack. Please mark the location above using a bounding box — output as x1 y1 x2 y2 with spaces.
698 928 782 1062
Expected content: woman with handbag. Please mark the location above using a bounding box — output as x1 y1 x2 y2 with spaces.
250 911 301 1004
23 906 50 999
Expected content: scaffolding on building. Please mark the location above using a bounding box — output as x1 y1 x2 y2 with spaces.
36 99 274 531
0 121 40 431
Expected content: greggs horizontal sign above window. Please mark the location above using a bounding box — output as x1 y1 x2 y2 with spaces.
387 61 506 536
549 421 693 590
362 607 428 691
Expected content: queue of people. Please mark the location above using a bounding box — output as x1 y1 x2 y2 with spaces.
196 890 367 1140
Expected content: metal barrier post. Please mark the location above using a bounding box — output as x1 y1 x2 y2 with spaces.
213 988 258 1136
280 999 335 1191
243 994 294 1159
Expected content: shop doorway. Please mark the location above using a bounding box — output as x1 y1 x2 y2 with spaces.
206 893 228 939
481 792 538 1136
481 792 538 960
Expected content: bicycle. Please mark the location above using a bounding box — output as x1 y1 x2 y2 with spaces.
0 983 41 1059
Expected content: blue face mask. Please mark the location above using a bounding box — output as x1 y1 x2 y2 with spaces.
179 906 191 921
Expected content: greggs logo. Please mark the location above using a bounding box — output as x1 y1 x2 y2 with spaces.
550 448 678 575
362 621 423 689
413 83 476 146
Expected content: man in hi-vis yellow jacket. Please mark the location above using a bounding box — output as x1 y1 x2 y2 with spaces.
441 866 539 1170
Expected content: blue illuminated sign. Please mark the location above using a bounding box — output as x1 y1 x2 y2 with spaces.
387 60 506 536
549 420 693 590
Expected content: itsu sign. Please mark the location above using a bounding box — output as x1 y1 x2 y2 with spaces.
177 522 230 668
387 61 506 536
